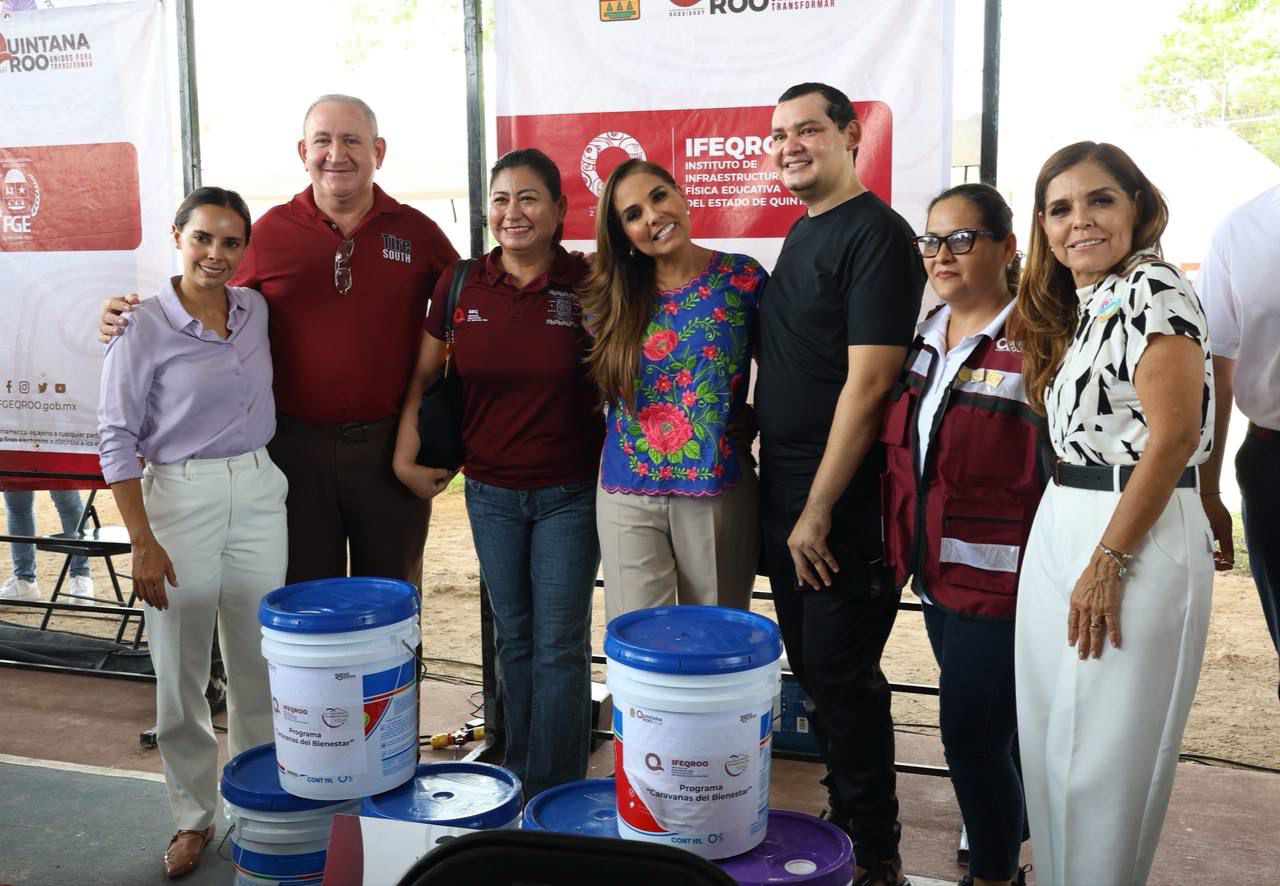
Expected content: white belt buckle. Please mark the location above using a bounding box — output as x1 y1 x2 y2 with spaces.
1112 464 1123 492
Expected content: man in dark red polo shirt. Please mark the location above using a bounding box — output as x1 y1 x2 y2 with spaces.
102 95 458 587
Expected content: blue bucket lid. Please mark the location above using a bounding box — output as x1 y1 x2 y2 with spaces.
360 762 522 829
220 743 343 813
522 779 618 837
604 605 781 675
259 577 419 633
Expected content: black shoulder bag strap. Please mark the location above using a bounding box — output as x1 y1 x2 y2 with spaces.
442 258 473 376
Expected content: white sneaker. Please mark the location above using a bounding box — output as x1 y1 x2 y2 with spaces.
0 575 41 601
67 574 96 603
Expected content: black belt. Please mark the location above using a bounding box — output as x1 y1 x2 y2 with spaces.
1248 422 1280 444
1053 462 1198 492
275 414 398 442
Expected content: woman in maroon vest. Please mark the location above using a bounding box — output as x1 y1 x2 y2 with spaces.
880 184 1044 886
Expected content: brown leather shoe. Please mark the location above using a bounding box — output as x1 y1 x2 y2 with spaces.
163 824 215 879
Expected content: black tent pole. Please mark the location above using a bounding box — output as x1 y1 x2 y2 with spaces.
464 0 486 260
979 0 1001 185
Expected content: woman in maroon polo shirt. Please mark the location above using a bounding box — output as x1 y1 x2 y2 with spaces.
392 149 603 799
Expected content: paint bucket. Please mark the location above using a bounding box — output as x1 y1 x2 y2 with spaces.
521 778 618 837
606 605 782 859
259 577 420 800
361 762 523 830
221 743 361 886
717 809 855 885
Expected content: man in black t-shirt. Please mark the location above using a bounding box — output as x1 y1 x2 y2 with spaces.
757 82 925 886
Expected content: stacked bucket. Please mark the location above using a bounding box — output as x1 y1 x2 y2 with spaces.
526 606 856 886
221 577 522 885
224 580 851 885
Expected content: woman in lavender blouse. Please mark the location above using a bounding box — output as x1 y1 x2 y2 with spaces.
98 187 287 880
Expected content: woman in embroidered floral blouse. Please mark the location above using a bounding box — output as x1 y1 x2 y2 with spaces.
581 159 767 620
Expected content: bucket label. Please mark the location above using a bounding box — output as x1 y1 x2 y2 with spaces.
615 704 770 839
268 660 367 777
231 842 326 886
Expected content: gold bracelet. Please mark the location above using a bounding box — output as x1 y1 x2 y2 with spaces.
1096 543 1133 580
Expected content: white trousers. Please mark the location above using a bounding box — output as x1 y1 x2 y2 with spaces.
142 448 288 830
598 462 759 622
1015 483 1212 886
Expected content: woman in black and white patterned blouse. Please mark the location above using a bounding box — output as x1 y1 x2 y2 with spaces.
1013 142 1214 886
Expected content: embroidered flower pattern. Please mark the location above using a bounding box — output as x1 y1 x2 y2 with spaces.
600 252 766 495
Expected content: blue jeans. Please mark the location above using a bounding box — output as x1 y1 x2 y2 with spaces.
1238 432 1280 692
4 489 89 580
923 603 1025 881
464 477 599 799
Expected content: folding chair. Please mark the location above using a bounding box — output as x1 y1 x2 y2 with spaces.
395 829 737 886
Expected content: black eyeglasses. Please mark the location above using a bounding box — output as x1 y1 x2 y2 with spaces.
334 239 355 295
913 228 997 258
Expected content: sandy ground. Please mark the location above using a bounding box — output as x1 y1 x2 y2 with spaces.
4 483 1278 770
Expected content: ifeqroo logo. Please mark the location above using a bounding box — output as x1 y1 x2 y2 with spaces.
0 30 95 73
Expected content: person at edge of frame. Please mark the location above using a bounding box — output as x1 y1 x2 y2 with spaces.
754 81 925 886
1014 141 1215 886
1196 183 1280 703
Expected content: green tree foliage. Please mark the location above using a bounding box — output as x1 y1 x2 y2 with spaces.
342 0 495 69
1137 0 1280 163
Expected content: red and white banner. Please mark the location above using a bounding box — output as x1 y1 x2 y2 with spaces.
0 0 172 485
495 0 954 265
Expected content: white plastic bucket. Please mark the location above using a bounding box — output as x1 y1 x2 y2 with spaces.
259 577 420 800
221 743 361 886
606 605 782 859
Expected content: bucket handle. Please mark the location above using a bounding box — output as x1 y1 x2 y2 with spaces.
401 638 428 683
216 820 234 862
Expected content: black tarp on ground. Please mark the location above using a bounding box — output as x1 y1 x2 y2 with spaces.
0 621 153 674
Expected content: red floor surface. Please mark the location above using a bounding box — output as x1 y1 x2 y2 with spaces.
2 666 1277 884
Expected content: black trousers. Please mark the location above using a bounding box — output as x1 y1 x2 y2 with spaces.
1238 430 1280 694
269 415 431 588
760 467 901 867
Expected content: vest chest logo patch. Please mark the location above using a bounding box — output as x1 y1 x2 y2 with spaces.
381 233 411 263
546 289 581 327
957 366 1004 389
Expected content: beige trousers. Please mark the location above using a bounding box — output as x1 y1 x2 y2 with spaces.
598 462 759 622
143 448 288 830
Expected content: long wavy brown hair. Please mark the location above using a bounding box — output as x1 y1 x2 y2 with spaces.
1017 141 1169 414
580 159 680 413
